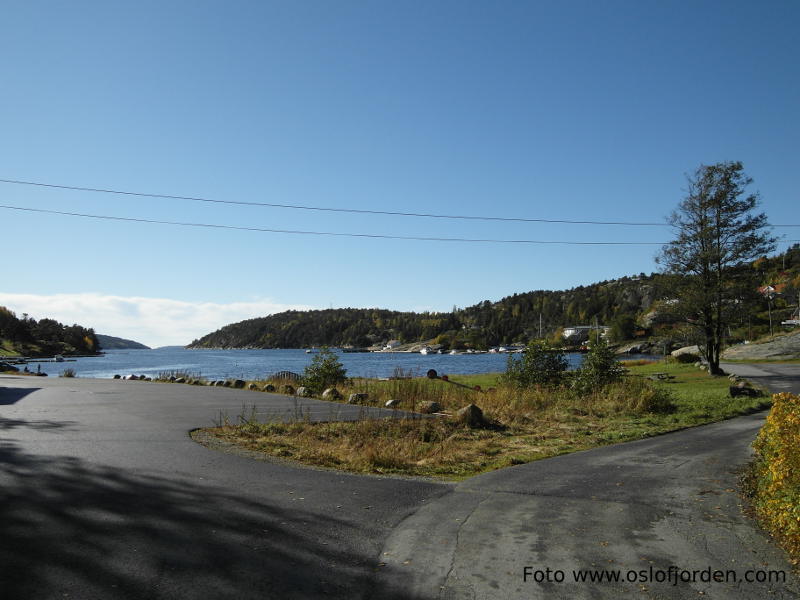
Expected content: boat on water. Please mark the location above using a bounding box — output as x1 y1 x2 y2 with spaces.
54 355 65 362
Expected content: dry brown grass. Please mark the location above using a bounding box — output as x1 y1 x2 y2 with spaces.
202 376 680 478
196 363 769 479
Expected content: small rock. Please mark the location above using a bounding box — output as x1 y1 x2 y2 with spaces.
348 393 369 405
113 374 121 379
322 387 342 400
263 384 276 392
456 404 484 427
385 399 400 408
175 377 186 384
248 383 258 390
232 379 246 389
418 401 442 414
124 374 138 380
169 376 176 382
222 380 232 387
426 369 438 379
296 386 312 397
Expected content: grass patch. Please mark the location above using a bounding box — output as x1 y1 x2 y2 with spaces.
0 340 22 357
197 360 771 479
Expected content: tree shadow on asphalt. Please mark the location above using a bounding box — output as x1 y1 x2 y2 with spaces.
0 435 426 600
0 416 76 431
0 386 40 405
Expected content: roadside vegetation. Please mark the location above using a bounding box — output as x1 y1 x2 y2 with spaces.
194 341 770 479
743 392 800 564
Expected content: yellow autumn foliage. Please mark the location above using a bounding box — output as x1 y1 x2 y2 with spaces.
751 392 800 562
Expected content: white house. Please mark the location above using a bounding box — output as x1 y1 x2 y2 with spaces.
562 325 610 340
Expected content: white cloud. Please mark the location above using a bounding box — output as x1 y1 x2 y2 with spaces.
0 293 316 348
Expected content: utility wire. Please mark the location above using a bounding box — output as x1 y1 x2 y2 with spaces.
4 177 798 226
0 204 670 245
0 177 670 227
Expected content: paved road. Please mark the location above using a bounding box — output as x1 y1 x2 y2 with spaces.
1 368 798 599
722 362 800 396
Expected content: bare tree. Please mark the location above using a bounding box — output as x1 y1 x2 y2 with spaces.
656 162 776 374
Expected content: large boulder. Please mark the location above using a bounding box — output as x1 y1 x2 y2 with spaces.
232 379 246 389
296 386 312 397
385 398 401 408
671 345 700 357
263 383 276 393
456 403 484 428
418 401 442 414
348 393 369 405
322 388 342 400
730 385 761 398
248 383 258 390
281 384 295 395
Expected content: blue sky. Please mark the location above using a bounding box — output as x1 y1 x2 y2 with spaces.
1 1 797 346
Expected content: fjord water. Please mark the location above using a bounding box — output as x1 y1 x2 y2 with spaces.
23 347 647 381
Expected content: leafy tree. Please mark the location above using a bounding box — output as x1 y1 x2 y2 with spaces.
656 162 776 374
302 346 347 392
608 314 636 342
501 341 568 388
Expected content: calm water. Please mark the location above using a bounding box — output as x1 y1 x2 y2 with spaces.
22 347 655 381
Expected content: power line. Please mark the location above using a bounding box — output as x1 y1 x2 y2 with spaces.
0 204 670 245
0 177 670 226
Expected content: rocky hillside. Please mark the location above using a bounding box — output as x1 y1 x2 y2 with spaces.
722 330 800 360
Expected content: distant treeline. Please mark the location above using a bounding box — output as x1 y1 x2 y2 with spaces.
189 273 670 350
0 307 100 356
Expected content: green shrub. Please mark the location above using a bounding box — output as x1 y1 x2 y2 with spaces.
302 347 348 392
59 368 76 378
674 352 700 364
572 338 626 393
501 341 568 388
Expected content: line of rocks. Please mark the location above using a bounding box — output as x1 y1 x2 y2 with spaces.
110 375 489 427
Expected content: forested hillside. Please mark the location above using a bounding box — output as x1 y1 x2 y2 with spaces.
189 273 669 350
95 334 150 350
190 245 800 351
0 307 100 357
